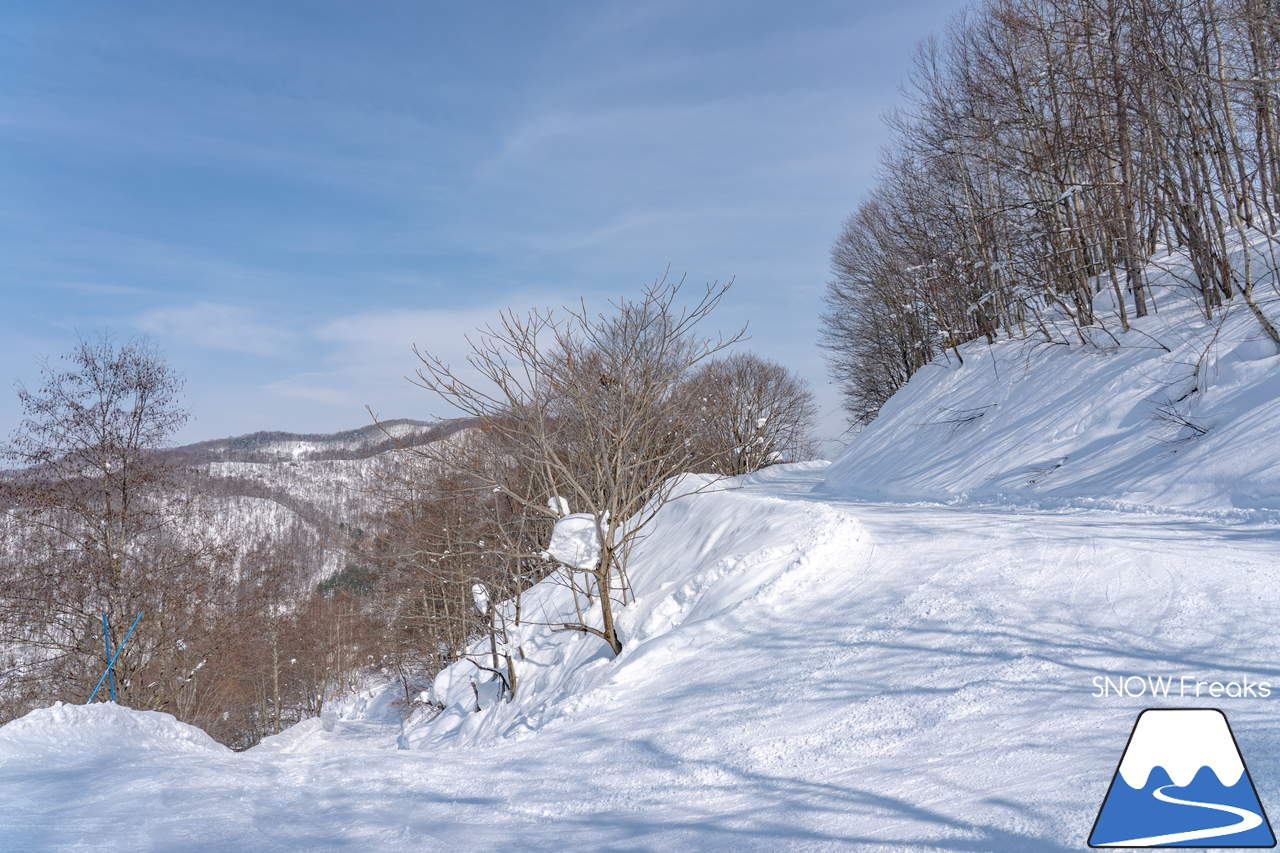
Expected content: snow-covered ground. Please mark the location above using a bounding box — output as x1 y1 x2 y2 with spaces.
4 462 1280 851
2 268 1279 851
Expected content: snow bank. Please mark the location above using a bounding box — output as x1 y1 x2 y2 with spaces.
0 702 228 760
249 717 328 753
823 245 1280 514
399 463 865 751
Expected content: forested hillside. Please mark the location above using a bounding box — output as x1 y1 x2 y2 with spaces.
821 0 1280 429
0 380 472 747
5 302 1279 848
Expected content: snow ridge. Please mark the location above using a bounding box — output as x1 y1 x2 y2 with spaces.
396 470 865 752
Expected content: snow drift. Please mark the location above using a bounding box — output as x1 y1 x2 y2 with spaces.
395 464 863 751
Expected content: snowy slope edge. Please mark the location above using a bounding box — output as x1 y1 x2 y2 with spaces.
391 463 865 751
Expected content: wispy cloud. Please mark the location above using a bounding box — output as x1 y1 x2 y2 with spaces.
318 307 508 365
137 302 294 356
258 302 588 420
1 0 974 447
256 373 358 408
28 280 151 297
243 307 516 421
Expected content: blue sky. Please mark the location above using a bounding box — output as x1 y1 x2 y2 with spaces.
1 0 970 449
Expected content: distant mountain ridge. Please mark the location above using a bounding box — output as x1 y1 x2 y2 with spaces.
146 418 471 582
168 418 474 581
2 418 471 582
162 418 473 464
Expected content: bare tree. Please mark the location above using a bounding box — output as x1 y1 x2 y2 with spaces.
0 334 230 718
821 0 1280 429
683 352 818 475
357 462 536 701
406 277 745 656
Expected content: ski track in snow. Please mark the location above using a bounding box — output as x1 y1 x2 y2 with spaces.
4 465 1280 852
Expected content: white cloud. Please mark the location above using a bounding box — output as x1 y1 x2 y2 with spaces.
318 307 487 353
137 302 294 356
255 373 357 407
33 280 151 297
243 307 523 422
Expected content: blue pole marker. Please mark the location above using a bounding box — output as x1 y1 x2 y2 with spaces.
101 614 115 702
1089 708 1275 848
87 612 143 704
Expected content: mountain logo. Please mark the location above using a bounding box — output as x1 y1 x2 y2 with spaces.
1089 708 1275 848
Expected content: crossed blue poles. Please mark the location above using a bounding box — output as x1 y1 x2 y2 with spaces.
88 612 143 704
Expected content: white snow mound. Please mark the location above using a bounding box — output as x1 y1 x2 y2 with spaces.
400 463 860 752
0 701 229 760
546 512 603 569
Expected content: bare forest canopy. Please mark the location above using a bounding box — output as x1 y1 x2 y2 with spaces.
821 0 1280 428
0 407 481 750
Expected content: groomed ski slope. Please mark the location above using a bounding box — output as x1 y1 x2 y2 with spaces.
4 462 1280 851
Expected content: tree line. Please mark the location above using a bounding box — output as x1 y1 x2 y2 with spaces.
821 0 1280 427
0 335 376 747
0 281 817 746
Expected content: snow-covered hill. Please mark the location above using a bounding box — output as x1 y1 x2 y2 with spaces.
194 455 405 580
5 463 1280 851
180 419 468 580
165 419 461 464
823 244 1280 515
2 266 1279 851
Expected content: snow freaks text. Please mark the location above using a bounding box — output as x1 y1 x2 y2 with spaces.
1091 675 1272 699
